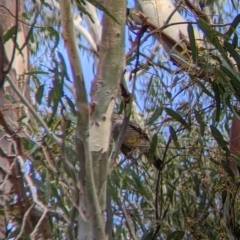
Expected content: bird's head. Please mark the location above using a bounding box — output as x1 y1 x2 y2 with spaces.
112 113 123 123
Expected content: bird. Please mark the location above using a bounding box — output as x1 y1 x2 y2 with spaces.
111 113 163 170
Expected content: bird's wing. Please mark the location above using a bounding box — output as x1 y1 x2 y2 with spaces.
128 121 150 141
120 144 132 156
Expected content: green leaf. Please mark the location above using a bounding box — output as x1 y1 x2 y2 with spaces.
225 14 240 38
187 23 198 63
209 157 222 167
76 0 119 24
221 65 240 100
5 94 16 103
88 0 119 24
48 102 58 123
51 185 70 216
141 228 154 240
123 169 151 201
24 71 48 76
65 96 76 115
3 26 17 43
199 191 207 210
231 106 240 119
17 114 28 123
194 109 205 136
232 33 238 49
224 41 240 70
147 107 162 125
197 19 230 64
57 51 68 77
196 81 214 98
231 153 240 168
169 126 180 149
221 159 235 178
197 19 215 38
22 138 38 153
166 230 185 240
165 90 172 99
149 134 158 161
147 75 154 93
193 174 200 197
32 75 41 88
210 125 228 151
36 84 44 105
172 76 180 88
48 77 64 107
165 108 191 131
211 82 222 122
215 69 232 90
222 190 227 205
47 26 60 50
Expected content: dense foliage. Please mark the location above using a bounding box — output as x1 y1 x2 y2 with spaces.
2 0 240 239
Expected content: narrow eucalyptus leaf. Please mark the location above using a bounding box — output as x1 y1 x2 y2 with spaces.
141 228 154 240
147 107 162 125
165 108 191 131
36 84 44 105
166 230 185 240
187 23 198 63
225 14 240 38
210 125 228 151
24 71 48 75
169 126 180 149
194 109 205 136
3 26 16 43
149 134 158 161
65 96 76 115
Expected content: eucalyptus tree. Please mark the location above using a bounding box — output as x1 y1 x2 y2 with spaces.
0 0 240 239
0 0 125 238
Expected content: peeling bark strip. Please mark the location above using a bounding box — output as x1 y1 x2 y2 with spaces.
0 25 5 88
0 0 51 238
229 118 240 176
0 0 18 89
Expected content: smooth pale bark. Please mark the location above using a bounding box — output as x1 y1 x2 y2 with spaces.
89 0 125 204
133 0 234 71
59 0 125 239
58 1 96 239
134 0 203 66
89 0 126 238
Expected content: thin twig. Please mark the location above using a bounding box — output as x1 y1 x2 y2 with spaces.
165 0 183 25
30 209 48 239
183 0 210 23
0 155 16 190
0 4 50 29
152 135 172 239
19 10 38 52
121 203 139 240
16 204 35 240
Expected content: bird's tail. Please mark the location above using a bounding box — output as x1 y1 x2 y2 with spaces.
153 155 163 171
144 153 163 170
